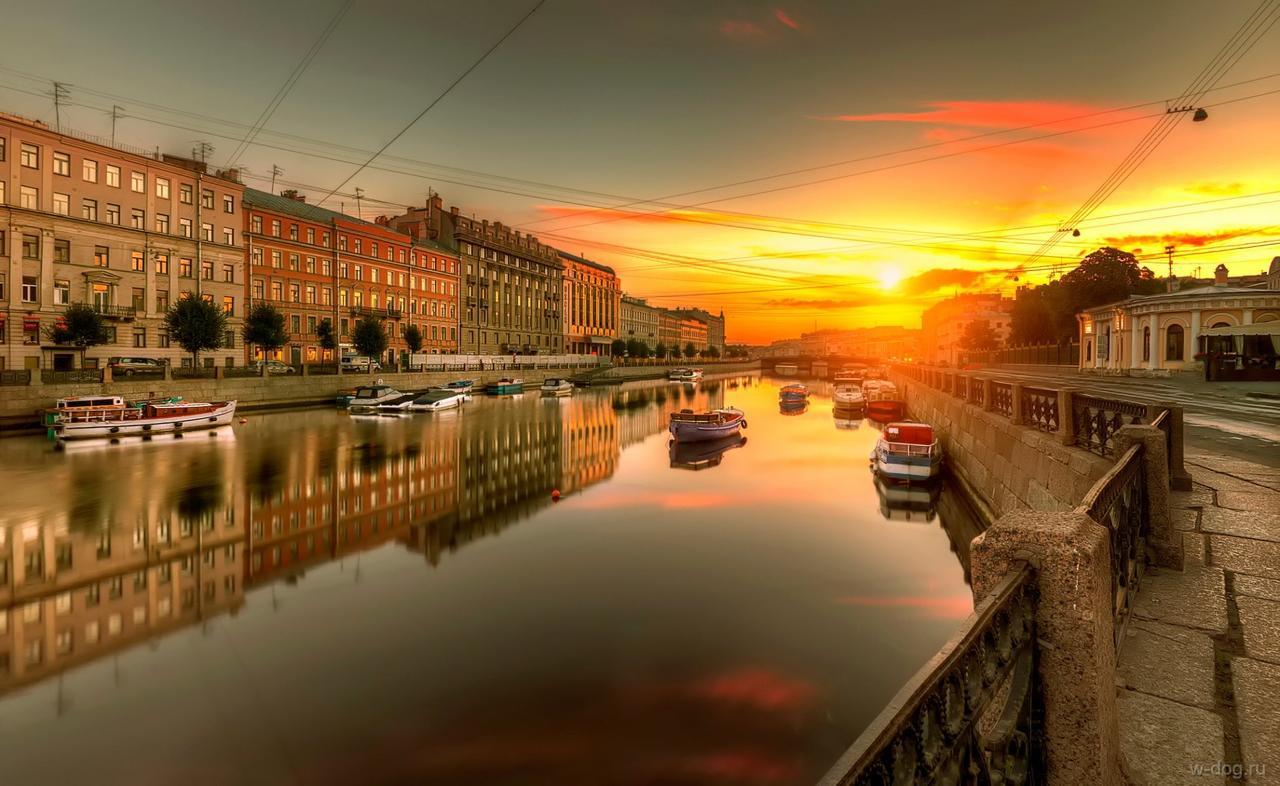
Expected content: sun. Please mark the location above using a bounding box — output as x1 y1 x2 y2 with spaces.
878 266 903 290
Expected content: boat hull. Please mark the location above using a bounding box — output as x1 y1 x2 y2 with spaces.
874 450 942 482
486 383 524 395
867 400 905 418
56 401 237 440
669 420 744 442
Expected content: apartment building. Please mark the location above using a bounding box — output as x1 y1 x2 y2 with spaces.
678 315 709 352
668 307 725 353
558 250 619 355
1 113 244 370
620 295 660 351
920 293 1013 365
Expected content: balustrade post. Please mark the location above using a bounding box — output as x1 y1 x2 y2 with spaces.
214 366 224 381
102 366 113 384
1147 403 1191 491
1057 387 1075 446
983 379 994 412
163 363 172 382
1010 382 1024 425
301 363 310 377
1115 424 1182 570
971 511 1123 786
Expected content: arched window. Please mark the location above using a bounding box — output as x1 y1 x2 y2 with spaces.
1165 324 1184 361
1142 326 1150 361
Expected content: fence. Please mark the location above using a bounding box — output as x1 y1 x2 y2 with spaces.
40 369 103 385
967 342 1080 367
0 369 31 386
1079 442 1149 651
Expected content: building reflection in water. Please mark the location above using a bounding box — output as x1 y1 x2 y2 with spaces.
0 380 746 698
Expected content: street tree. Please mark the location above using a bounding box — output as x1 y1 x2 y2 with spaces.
611 338 627 357
242 302 287 359
352 316 388 360
654 342 668 360
707 345 721 359
626 338 649 358
166 296 226 368
403 324 423 353
47 303 110 348
960 319 998 351
316 318 336 354
683 342 698 359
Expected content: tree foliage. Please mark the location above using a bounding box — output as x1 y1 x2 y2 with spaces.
242 302 287 354
47 303 110 348
683 342 698 359
654 342 668 359
625 338 649 358
316 318 336 351
166 297 226 366
960 320 998 351
706 345 721 359
1010 247 1164 344
403 324 423 353
352 316 388 359
610 338 627 356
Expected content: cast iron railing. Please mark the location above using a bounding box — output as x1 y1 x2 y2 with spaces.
1079 442 1149 651
0 369 31 386
172 367 217 380
223 365 261 378
969 379 985 408
1021 386 1059 433
41 368 103 385
990 381 1013 417
1070 394 1148 457
818 563 1042 785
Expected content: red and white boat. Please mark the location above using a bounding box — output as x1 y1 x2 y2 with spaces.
668 407 746 443
54 399 237 440
863 380 905 419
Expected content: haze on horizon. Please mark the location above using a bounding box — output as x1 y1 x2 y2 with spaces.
3 0 1277 344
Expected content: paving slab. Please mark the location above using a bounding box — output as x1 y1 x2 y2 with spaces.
1117 620 1217 709
1234 573 1280 603
1200 508 1280 543
1186 464 1279 496
1233 657 1280 784
1133 564 1228 635
1184 531 1207 567
1215 490 1280 513
1209 534 1280 581
1237 595 1280 665
1172 506 1199 532
1116 689 1225 786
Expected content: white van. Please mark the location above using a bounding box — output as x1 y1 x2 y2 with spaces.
341 355 381 372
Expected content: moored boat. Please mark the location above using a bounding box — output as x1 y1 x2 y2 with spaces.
540 378 574 396
871 421 942 482
779 383 809 401
668 407 747 443
865 380 904 419
55 400 237 440
833 384 864 407
436 379 474 394
669 368 702 382
485 378 525 395
404 389 466 411
343 384 403 410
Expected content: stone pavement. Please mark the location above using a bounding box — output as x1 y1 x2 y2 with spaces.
1116 450 1280 785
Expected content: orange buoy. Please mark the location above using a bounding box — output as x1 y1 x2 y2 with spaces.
551 489 561 501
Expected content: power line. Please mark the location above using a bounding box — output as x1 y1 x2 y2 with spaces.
316 0 546 204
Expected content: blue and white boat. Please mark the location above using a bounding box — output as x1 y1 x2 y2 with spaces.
437 379 474 394
871 421 942 482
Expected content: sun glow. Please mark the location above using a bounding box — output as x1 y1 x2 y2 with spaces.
878 266 903 290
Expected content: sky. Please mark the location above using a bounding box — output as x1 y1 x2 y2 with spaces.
2 0 1278 343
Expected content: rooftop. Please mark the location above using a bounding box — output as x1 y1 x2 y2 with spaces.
243 187 400 232
556 249 616 275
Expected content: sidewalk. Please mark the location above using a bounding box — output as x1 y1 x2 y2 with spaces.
1116 450 1280 784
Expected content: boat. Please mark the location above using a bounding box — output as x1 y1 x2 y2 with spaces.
540 378 574 396
343 384 403 410
834 364 866 383
779 399 808 416
668 407 747 443
669 434 747 470
403 389 466 412
871 421 943 482
833 384 865 407
779 383 809 402
874 474 941 522
54 400 237 440
485 378 525 395
774 362 798 375
865 380 905 419
668 367 689 380
669 368 702 383
436 379 474 394
832 410 862 430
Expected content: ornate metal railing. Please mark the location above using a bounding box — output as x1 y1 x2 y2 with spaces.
1079 443 1149 650
1070 394 1148 457
969 379 985 408
990 381 1013 417
819 563 1042 785
40 368 103 385
1021 386 1059 433
172 367 217 380
0 369 31 386
223 365 261 378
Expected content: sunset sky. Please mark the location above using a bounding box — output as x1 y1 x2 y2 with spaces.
3 0 1278 343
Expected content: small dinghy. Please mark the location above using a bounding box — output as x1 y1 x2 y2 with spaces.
668 407 747 443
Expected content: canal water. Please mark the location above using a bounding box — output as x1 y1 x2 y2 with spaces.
0 373 979 786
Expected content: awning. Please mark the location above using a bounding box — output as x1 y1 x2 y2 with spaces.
1200 323 1280 337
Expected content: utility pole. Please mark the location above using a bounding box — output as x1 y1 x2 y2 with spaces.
270 165 283 194
109 105 124 145
354 187 364 220
51 82 70 132
1164 244 1176 278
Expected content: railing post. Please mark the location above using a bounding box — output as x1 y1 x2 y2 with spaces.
1057 387 1075 446
1010 382 1024 425
163 363 172 382
102 366 113 384
1148 403 1191 491
971 511 1123 786
301 363 310 377
214 366 224 381
982 379 994 411
1115 424 1182 570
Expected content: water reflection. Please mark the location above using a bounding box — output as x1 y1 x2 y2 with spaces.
0 373 980 785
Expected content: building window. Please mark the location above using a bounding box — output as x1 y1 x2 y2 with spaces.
179 218 192 237
251 215 262 234
159 329 170 347
133 327 146 348
83 198 98 221
156 177 170 199
224 330 235 348
156 213 170 233
52 192 69 215
179 258 192 277
131 252 145 272
306 227 315 243
19 186 38 209
53 280 69 305
53 151 70 176
131 171 145 193
132 287 144 312
156 254 169 274
131 208 145 229
222 264 234 283
157 290 169 312
223 227 234 246
201 189 214 209
1165 324 1184 362
106 164 120 188
289 254 299 271
1142 326 1150 361
22 234 40 260
271 250 281 268
251 247 263 267
179 183 193 204
222 296 234 315
289 223 298 240
53 240 69 263
20 142 39 168
200 260 213 280
94 246 109 267
83 158 98 182
270 219 281 237
201 223 213 241
106 203 120 225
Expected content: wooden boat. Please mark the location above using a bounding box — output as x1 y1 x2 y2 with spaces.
833 384 865 407
540 378 574 396
485 378 525 395
344 384 403 411
668 407 746 443
55 400 237 440
871 421 942 482
436 379 474 394
779 383 809 401
403 389 466 412
669 434 747 470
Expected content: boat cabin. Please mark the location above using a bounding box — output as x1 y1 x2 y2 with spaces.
353 385 395 400
56 395 125 411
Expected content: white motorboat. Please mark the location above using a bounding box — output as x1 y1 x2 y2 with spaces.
871 421 943 482
670 368 702 383
54 400 237 440
833 384 865 407
403 389 466 411
345 384 403 412
540 378 574 396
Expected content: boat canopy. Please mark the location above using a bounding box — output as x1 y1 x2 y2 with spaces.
884 422 934 444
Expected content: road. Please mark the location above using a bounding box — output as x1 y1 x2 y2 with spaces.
970 366 1280 467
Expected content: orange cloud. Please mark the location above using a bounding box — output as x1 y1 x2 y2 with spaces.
1102 226 1279 248
1185 181 1247 197
720 19 766 39
898 267 996 295
773 8 801 29
835 594 973 619
818 99 1125 129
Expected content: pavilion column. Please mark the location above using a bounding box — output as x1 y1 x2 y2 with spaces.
1243 309 1254 326
1128 320 1138 373
1188 310 1201 366
1151 317 1162 369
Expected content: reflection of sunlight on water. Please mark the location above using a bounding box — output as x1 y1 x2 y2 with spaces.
0 371 978 786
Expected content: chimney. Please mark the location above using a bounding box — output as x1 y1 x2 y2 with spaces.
449 205 459 217
280 189 306 203
375 215 390 226
1214 264 1229 287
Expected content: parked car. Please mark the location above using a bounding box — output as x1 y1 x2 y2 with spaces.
341 355 381 373
254 359 297 375
108 357 166 376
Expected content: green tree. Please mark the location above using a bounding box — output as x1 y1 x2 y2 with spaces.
316 318 336 353
242 302 287 358
610 338 627 357
625 338 648 358
1009 286 1058 345
707 345 721 359
166 296 226 367
403 324 423 353
47 303 110 348
654 341 667 360
960 320 998 351
352 315 387 360
683 342 698 359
